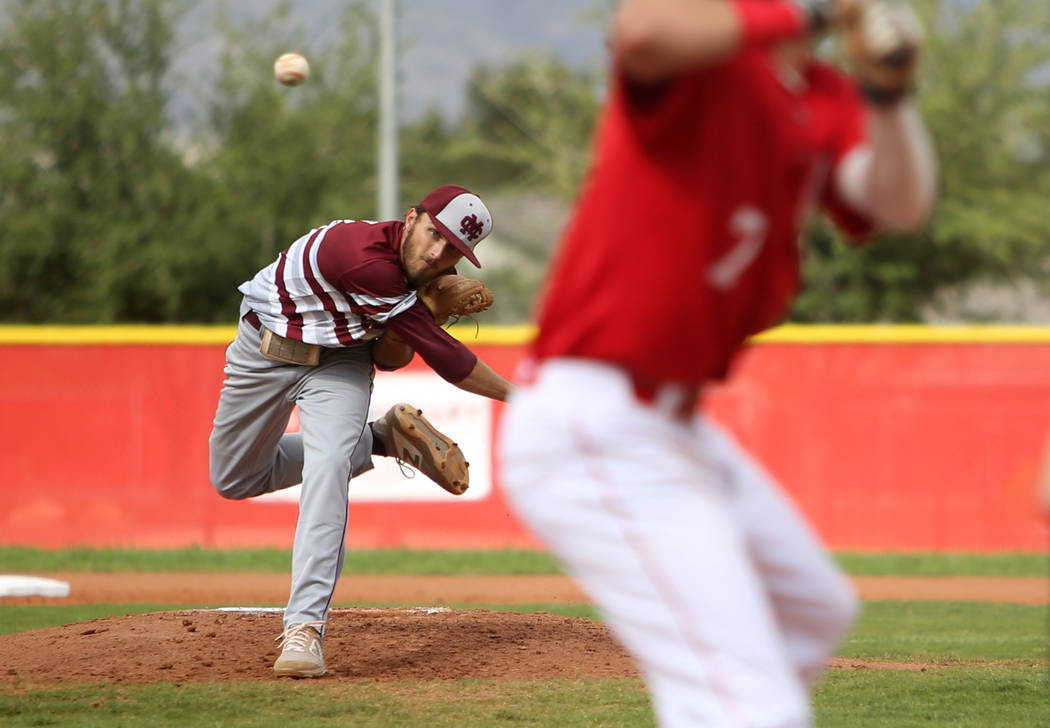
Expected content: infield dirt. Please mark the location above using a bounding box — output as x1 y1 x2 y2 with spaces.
1 573 1045 686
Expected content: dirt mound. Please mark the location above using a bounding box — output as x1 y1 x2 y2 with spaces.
4 573 1046 687
0 608 637 686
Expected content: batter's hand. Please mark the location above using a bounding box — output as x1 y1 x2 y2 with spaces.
417 274 494 327
835 0 924 105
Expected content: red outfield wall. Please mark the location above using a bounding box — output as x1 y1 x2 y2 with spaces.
1 325 1048 552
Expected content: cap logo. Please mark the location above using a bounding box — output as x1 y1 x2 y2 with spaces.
459 214 485 242
423 187 491 268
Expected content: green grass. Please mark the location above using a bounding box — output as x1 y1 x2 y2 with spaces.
0 604 198 636
2 546 1046 575
0 546 563 574
0 680 655 728
814 667 1049 727
835 552 1049 577
842 602 1048 663
1 669 1046 728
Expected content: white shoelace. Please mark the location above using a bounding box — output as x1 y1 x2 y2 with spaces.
394 457 417 479
275 620 326 650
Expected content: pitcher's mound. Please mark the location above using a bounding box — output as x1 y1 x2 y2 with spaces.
0 608 638 685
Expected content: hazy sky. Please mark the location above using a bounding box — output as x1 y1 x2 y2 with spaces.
174 0 610 122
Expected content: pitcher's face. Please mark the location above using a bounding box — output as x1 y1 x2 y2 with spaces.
400 209 463 287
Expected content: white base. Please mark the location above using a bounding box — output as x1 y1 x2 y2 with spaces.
0 575 71 598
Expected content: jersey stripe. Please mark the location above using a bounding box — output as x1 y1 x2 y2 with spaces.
300 227 357 346
237 220 415 347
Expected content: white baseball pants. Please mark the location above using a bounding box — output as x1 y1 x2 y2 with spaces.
498 359 859 728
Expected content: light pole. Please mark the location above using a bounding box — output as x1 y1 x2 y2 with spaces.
377 0 399 221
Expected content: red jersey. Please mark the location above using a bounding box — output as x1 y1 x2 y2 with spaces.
240 219 476 383
533 48 873 388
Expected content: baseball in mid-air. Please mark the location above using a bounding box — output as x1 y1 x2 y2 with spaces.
274 52 309 86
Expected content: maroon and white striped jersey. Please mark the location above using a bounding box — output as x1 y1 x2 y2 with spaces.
239 218 477 383
239 219 415 346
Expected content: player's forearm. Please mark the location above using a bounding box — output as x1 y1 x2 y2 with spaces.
866 103 938 230
612 0 740 81
837 102 938 232
453 359 512 402
612 0 820 82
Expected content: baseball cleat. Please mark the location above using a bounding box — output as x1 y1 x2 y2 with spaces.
273 622 326 678
372 403 469 495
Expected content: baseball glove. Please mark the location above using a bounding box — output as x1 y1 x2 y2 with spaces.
417 274 494 326
835 0 924 105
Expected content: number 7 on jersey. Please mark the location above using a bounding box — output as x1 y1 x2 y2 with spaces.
707 206 769 291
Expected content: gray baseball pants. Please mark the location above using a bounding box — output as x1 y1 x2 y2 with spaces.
209 300 376 630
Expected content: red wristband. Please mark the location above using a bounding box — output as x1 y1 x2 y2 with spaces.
734 1 808 47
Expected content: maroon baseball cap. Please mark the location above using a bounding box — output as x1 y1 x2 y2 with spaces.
417 185 493 268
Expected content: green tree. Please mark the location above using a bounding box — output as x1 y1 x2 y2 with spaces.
414 54 602 322
178 1 382 321
792 0 1050 321
3 1 1045 325
445 53 601 201
0 0 386 324
0 0 207 322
